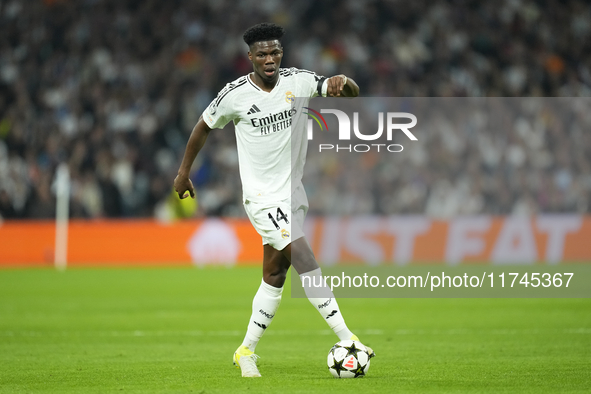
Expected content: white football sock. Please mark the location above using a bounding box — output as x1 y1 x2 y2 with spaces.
241 279 283 352
300 268 354 341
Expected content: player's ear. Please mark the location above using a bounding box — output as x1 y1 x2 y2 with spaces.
248 51 252 62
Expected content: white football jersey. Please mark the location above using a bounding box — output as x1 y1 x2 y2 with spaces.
202 67 327 203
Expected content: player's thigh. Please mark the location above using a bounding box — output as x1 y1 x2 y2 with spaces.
285 237 319 275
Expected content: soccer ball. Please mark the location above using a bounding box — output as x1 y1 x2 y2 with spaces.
327 339 371 378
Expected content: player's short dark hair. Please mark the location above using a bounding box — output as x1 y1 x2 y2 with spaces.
243 23 285 47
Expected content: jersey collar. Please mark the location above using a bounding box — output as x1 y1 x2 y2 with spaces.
248 72 281 92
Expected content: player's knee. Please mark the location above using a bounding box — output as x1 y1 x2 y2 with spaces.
264 270 287 288
290 254 318 275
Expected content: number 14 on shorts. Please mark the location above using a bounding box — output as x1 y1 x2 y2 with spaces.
267 208 289 230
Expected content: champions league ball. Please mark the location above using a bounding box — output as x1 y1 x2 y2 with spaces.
327 339 371 378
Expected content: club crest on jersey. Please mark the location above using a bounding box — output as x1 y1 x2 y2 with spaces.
285 91 295 103
281 229 290 239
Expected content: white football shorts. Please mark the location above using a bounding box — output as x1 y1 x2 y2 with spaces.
243 186 308 251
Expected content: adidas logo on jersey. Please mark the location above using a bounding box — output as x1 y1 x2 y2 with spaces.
247 104 261 115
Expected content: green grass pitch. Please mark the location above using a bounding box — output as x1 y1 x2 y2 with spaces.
1 267 590 393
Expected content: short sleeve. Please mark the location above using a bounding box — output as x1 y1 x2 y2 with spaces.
312 73 328 98
294 68 327 98
202 85 237 130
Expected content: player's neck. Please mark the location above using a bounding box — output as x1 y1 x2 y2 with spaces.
250 73 278 92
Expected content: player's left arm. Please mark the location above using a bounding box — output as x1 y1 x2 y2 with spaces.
326 74 359 97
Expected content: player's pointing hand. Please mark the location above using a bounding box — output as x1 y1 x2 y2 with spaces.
327 74 347 97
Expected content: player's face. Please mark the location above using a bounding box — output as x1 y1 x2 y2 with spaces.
248 40 283 84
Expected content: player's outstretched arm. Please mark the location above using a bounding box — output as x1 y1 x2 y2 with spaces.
174 116 212 199
326 74 359 98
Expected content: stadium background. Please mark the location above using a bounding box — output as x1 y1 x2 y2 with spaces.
1 0 591 266
0 1 590 392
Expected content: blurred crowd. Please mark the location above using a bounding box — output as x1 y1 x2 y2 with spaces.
304 97 591 217
0 0 590 220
